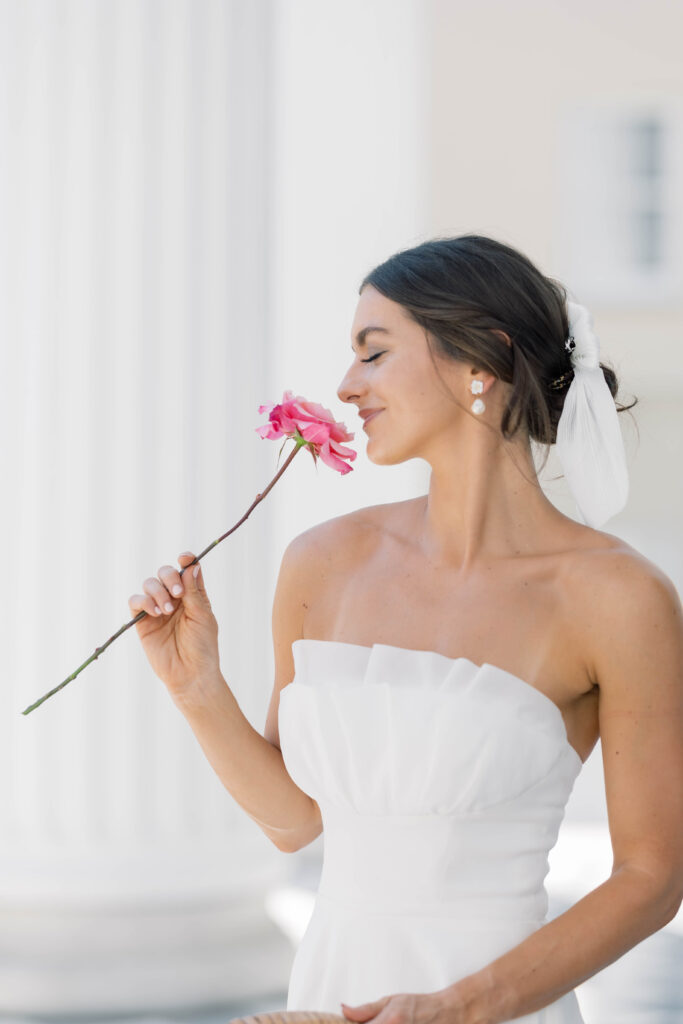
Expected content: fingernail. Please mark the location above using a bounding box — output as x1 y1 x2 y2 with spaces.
172 584 182 596
193 564 200 578
164 602 173 613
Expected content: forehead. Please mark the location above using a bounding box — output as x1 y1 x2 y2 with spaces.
350 286 410 342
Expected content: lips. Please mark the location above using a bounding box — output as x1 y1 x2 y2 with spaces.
362 410 383 428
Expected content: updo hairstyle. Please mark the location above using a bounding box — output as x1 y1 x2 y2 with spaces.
359 234 637 475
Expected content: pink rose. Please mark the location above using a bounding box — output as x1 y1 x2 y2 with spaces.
255 389 357 475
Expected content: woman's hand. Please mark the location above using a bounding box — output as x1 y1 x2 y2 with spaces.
127 551 221 705
341 991 448 1024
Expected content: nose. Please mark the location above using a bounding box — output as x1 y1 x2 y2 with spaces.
336 362 363 405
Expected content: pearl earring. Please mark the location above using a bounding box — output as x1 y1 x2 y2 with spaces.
470 379 485 414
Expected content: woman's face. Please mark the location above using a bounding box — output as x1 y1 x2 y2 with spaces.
337 284 473 466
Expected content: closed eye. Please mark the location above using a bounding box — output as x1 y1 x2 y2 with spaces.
361 352 385 363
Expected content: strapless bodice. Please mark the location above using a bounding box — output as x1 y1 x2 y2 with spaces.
277 639 586 1023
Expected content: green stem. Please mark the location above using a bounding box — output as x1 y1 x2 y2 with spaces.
21 436 308 716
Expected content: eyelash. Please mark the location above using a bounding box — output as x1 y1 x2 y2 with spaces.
361 352 385 363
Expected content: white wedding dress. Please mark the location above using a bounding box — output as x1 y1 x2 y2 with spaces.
278 639 587 1023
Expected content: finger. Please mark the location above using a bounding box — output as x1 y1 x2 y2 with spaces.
142 576 177 615
178 551 205 594
341 1001 385 1020
159 563 184 600
128 593 163 618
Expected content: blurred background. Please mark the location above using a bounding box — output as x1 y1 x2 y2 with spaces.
1 0 682 1022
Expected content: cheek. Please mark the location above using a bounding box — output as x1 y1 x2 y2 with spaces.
385 365 426 396
398 375 438 408
376 361 445 413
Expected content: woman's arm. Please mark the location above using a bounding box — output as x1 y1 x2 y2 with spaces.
175 532 323 853
437 551 683 1024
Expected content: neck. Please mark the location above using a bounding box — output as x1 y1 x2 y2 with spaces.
418 434 564 571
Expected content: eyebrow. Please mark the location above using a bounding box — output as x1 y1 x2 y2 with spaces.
351 326 390 351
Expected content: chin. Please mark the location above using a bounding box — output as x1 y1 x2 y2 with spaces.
366 443 414 468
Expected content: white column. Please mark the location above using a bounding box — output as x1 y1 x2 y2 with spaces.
0 0 291 1013
267 0 431 560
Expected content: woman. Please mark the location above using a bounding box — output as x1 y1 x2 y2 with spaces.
128 235 683 1024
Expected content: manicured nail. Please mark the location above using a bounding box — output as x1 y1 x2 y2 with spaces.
172 584 182 596
164 602 173 612
193 564 200 578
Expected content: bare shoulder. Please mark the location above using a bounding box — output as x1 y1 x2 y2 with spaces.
276 498 401 633
568 532 680 611
276 497 413 642
286 497 404 568
564 531 683 688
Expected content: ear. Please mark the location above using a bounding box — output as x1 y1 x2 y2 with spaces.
491 329 512 348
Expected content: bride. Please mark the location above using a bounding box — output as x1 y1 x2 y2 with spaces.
129 234 683 1024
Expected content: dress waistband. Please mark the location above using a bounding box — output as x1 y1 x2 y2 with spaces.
317 805 551 923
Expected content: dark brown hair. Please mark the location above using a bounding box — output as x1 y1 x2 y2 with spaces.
359 234 637 475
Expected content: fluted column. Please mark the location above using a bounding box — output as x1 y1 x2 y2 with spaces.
0 0 291 1013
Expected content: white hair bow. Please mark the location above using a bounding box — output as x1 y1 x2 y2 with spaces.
554 300 629 528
